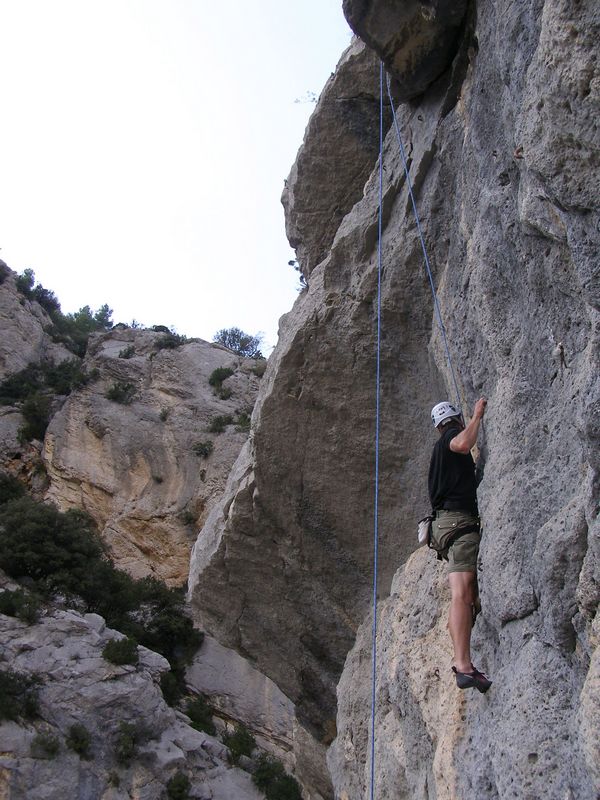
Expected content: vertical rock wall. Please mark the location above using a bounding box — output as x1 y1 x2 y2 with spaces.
190 0 598 797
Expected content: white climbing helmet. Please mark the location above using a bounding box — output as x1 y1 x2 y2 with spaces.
431 401 461 428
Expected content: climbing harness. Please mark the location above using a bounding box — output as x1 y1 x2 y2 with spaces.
369 64 463 800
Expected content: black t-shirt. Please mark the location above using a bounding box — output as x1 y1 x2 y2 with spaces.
428 424 478 515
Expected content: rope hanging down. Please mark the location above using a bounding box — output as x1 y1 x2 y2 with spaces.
368 66 463 800
369 59 385 800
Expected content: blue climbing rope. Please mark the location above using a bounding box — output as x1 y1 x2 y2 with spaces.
369 59 385 800
368 66 464 800
385 74 462 411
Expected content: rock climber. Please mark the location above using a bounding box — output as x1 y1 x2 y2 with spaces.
428 398 492 693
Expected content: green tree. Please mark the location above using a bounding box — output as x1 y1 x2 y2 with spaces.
213 328 263 358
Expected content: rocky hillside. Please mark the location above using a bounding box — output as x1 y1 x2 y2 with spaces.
0 264 261 585
188 0 599 798
0 570 264 800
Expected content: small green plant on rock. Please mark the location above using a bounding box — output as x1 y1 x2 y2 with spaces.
223 723 256 764
118 345 135 359
66 723 93 759
252 755 302 800
185 694 215 735
208 414 233 434
166 771 191 800
209 366 234 387
0 668 41 721
18 393 51 443
114 721 138 765
159 408 169 422
102 637 139 666
193 440 214 458
156 332 188 350
235 412 251 432
160 671 182 707
0 588 40 623
31 732 60 759
252 359 267 378
105 382 135 404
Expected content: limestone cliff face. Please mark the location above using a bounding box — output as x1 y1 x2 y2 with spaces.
189 1 599 798
44 328 259 585
0 265 260 585
0 265 72 382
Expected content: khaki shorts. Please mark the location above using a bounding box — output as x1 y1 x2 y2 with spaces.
432 509 480 573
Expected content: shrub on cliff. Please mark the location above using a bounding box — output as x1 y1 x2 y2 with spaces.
106 381 135 404
208 367 234 389
208 414 233 434
0 359 98 442
193 440 214 458
0 495 202 681
253 755 302 800
48 303 113 357
118 345 135 359
252 359 267 378
66 723 93 758
114 721 138 765
18 393 52 443
0 497 104 591
0 364 42 405
0 668 41 721
213 327 263 359
0 588 41 623
223 723 256 763
0 360 94 407
0 472 26 505
15 270 112 356
185 694 215 735
166 772 191 800
156 332 188 350
102 637 139 666
30 732 60 759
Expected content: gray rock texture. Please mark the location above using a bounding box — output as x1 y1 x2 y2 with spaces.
189 0 599 797
0 265 71 382
0 595 263 800
282 39 391 278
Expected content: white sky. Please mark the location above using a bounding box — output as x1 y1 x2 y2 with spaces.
0 1 353 352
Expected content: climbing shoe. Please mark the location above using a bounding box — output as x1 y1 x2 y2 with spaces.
452 666 492 694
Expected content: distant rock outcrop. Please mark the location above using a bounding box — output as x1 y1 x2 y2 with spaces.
0 266 260 585
44 328 260 585
0 264 72 381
